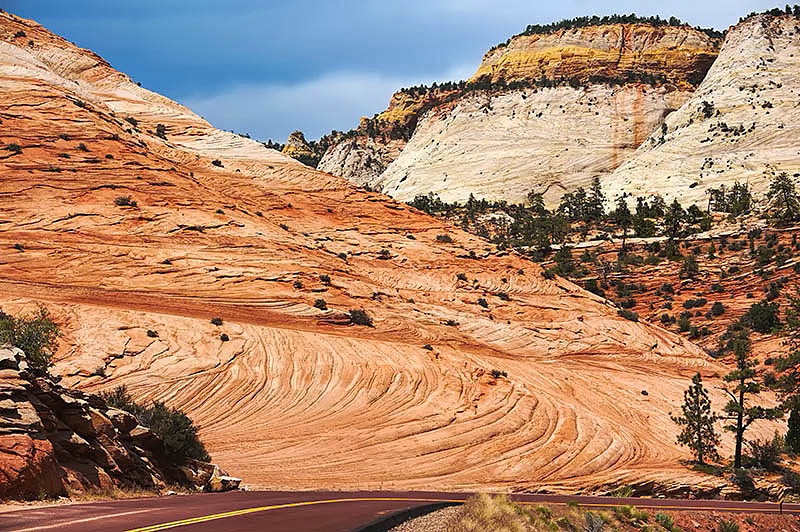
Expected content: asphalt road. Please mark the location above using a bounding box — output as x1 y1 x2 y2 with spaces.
2 491 799 532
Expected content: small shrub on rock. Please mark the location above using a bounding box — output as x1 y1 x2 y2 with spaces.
313 299 327 310
349 309 373 327
0 306 60 374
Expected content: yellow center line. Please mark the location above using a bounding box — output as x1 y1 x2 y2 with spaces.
125 497 798 532
124 497 465 532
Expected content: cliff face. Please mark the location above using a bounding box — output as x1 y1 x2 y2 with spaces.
318 23 720 205
473 24 720 88
0 10 731 495
378 84 689 205
605 14 800 206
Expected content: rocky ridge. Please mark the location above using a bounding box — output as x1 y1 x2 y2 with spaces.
0 347 238 499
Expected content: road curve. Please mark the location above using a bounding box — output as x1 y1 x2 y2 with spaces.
2 491 798 532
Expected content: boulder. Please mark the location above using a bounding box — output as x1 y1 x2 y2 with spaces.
106 407 138 434
204 465 241 492
0 434 64 500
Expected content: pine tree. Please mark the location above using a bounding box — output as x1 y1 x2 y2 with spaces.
767 172 800 225
663 199 686 257
722 329 783 468
787 408 800 454
672 373 720 465
613 196 633 253
587 177 606 221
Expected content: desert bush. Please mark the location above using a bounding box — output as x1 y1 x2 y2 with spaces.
146 329 159 338
613 505 649 524
6 143 22 153
435 233 454 243
678 316 691 332
101 386 210 463
617 309 638 322
0 306 60 374
211 159 223 167
220 333 229 342
746 437 782 471
451 493 529 532
655 512 677 531
718 520 740 532
114 195 137 207
348 309 373 327
711 302 725 316
477 297 489 308
683 298 707 309
490 369 508 379
319 274 331 285
210 317 223 326
313 299 327 310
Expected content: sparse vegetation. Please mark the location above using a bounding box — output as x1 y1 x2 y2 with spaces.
101 385 210 463
0 306 60 374
210 317 223 326
114 195 137 207
348 309 374 327
313 299 327 310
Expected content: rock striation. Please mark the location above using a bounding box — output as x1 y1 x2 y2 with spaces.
0 347 238 499
605 13 800 206
0 10 753 495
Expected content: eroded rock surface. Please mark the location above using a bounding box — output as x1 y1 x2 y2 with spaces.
0 10 751 494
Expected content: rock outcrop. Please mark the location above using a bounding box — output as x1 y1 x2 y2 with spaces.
472 23 720 88
318 22 720 205
0 10 749 494
605 13 800 206
0 347 239 499
377 84 688 205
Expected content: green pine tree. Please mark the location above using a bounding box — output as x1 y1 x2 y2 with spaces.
672 373 720 465
787 408 800 454
722 329 783 468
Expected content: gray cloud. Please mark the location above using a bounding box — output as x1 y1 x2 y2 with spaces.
182 65 476 142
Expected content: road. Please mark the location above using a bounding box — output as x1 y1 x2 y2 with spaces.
1 491 799 532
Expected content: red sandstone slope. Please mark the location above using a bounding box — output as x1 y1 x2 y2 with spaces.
0 11 759 494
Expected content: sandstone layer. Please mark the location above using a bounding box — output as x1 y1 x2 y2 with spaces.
0 11 754 494
318 23 719 205
606 14 800 206
378 84 689 205
473 23 720 87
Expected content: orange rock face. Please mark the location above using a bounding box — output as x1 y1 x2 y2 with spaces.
473 24 721 88
0 11 765 493
0 435 62 500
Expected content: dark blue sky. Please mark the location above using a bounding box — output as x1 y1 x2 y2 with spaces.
3 0 780 141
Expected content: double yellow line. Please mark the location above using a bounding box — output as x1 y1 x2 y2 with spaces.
125 497 464 532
